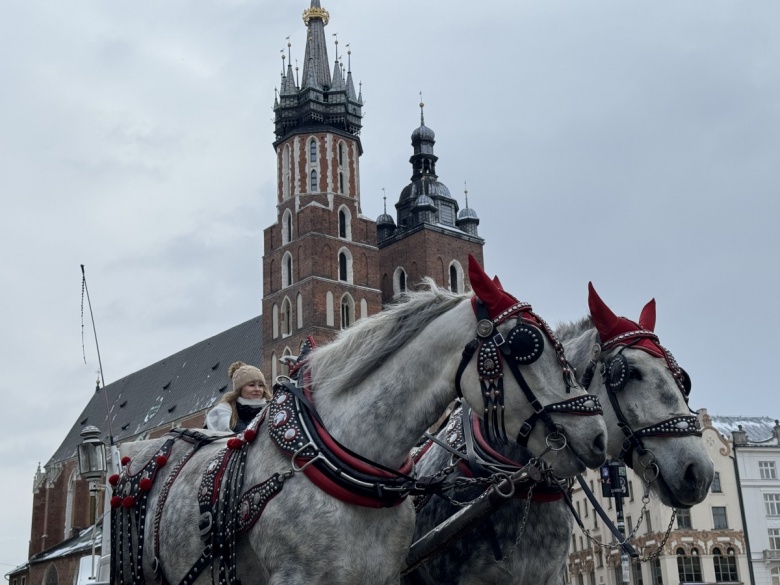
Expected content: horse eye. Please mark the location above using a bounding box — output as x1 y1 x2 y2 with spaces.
628 368 642 382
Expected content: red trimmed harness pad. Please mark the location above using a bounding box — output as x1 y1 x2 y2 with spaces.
269 382 413 508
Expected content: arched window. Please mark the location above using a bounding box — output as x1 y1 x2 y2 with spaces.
281 347 292 375
271 352 277 381
309 139 317 163
337 205 352 240
713 547 738 582
282 209 293 244
360 298 368 320
449 260 464 293
310 170 318 193
282 252 293 288
281 297 292 337
282 144 291 198
339 253 347 281
63 469 77 539
272 303 279 339
338 141 345 167
44 564 58 585
339 172 344 194
338 248 353 283
341 294 355 329
677 548 702 583
296 293 303 329
393 267 407 296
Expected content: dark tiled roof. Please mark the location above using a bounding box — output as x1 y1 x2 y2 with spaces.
29 524 101 564
47 316 262 466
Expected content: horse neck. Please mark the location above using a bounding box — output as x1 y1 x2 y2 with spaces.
311 299 475 468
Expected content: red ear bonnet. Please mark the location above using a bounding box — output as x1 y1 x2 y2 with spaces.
588 282 663 357
468 255 519 319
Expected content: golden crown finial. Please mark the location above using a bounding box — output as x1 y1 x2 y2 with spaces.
303 7 329 26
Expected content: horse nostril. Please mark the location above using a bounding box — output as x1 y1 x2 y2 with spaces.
593 433 606 456
684 463 701 491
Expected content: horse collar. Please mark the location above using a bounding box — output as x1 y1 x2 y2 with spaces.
269 379 415 508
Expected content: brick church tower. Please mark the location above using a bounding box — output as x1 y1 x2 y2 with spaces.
261 1 382 378
262 1 485 376
376 102 484 304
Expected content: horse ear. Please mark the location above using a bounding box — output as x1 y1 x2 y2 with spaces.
492 276 504 291
469 255 516 318
639 298 656 331
588 282 621 340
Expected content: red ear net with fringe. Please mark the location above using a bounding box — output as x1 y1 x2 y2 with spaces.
588 282 663 358
468 255 519 319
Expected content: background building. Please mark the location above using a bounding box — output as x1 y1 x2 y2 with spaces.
567 410 750 585
713 416 780 585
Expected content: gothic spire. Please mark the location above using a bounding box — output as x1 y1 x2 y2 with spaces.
301 1 331 89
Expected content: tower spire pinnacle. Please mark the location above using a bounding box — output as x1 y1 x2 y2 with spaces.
301 1 331 88
419 92 425 126
464 181 469 208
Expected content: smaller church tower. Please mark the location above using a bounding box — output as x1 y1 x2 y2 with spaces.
262 1 382 379
377 103 484 304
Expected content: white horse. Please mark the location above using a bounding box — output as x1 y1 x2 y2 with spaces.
407 282 714 585
110 258 607 585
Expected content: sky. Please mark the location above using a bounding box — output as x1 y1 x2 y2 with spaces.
1 0 779 572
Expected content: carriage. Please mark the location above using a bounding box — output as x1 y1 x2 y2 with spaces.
107 256 712 585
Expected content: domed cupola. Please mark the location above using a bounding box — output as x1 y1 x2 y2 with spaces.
394 102 459 230
376 193 397 243
456 185 480 237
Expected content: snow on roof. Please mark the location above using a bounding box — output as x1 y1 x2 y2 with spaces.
709 415 779 445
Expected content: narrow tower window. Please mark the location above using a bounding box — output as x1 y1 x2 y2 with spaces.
281 298 292 337
449 265 458 292
339 252 348 281
338 142 345 166
399 270 406 293
309 139 317 163
339 172 344 194
339 209 347 238
341 294 354 329
310 170 318 193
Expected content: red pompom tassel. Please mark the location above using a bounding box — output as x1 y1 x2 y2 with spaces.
156 455 168 467
122 496 135 509
121 456 132 466
227 438 243 450
108 474 120 486
243 429 256 442
139 478 152 491
110 496 123 509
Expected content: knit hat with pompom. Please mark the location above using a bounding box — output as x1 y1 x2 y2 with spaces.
228 361 266 393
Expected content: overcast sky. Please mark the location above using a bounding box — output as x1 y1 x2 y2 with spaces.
1 0 778 571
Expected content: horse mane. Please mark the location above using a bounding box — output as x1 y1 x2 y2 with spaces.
307 278 468 394
554 316 593 343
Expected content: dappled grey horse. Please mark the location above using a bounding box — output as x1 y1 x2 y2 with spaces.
407 282 713 585
110 257 606 585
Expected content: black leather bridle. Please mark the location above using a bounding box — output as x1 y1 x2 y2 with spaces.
455 298 603 446
580 329 701 477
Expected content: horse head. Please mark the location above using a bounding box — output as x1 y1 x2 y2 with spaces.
584 282 714 508
457 256 608 478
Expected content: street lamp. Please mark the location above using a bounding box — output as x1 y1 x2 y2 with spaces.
78 426 106 581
